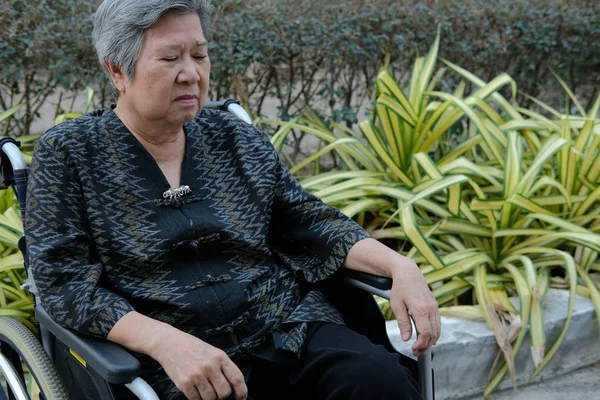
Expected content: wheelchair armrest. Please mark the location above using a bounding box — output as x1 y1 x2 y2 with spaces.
337 269 392 298
35 305 142 385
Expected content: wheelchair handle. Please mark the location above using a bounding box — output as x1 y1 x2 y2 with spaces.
204 99 253 125
125 378 159 400
0 139 28 229
415 321 434 400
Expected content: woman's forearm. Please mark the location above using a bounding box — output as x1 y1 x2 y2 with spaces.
107 311 178 358
343 238 419 279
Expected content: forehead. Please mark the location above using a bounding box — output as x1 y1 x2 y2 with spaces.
144 11 206 47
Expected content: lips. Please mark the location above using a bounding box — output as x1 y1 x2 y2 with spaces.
176 95 198 101
176 95 198 105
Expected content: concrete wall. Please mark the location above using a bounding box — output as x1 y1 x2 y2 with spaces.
386 289 600 399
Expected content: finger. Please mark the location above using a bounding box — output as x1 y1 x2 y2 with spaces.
394 303 413 341
425 308 438 348
429 316 438 346
195 376 217 400
178 378 201 400
430 294 441 345
412 334 431 356
412 334 432 356
181 386 201 400
209 371 233 400
411 312 433 356
430 308 442 345
222 360 248 400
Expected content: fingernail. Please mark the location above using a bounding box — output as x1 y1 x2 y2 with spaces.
402 331 410 340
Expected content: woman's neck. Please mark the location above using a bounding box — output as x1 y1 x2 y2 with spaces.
114 104 187 189
114 103 186 165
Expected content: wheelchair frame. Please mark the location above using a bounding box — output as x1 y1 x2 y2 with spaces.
0 101 433 400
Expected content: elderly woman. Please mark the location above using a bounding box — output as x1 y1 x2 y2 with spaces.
26 0 440 399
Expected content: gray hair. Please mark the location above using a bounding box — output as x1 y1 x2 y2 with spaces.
92 0 213 80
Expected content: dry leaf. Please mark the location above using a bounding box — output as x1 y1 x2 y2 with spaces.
531 345 546 368
486 304 517 390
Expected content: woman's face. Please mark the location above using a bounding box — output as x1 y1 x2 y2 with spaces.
117 11 211 127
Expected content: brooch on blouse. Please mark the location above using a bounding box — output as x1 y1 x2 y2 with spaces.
163 185 192 200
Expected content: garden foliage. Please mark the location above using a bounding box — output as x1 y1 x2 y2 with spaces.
212 0 600 121
0 0 599 393
0 0 102 137
0 189 34 333
1 0 599 143
264 32 600 394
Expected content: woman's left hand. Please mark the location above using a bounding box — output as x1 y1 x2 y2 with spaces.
344 238 441 356
389 263 441 356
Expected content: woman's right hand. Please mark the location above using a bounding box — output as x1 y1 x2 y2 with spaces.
107 312 247 400
150 329 248 400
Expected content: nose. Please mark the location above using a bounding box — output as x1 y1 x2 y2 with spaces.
177 56 200 84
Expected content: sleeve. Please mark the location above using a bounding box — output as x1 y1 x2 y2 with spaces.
268 151 371 283
26 134 134 338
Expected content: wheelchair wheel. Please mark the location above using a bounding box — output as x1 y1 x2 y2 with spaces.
0 317 68 400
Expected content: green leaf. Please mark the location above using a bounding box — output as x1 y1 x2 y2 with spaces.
0 104 23 122
399 203 445 270
424 253 492 284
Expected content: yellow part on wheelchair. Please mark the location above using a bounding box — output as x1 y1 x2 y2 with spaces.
69 348 87 368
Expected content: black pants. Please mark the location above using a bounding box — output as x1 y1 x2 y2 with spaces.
246 322 422 400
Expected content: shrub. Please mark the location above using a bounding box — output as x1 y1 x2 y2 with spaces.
0 0 112 137
2 0 599 147
212 0 600 121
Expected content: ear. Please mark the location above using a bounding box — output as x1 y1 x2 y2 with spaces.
104 59 128 94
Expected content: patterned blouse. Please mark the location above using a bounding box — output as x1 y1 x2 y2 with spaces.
26 108 370 398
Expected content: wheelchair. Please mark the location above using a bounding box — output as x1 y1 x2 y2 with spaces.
0 100 434 400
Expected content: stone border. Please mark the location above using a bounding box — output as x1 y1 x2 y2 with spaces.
386 289 600 399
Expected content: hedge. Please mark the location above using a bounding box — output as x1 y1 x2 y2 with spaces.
1 0 599 138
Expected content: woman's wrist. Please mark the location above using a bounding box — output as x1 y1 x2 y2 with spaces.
345 238 420 281
390 256 420 282
107 311 179 358
143 322 181 360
